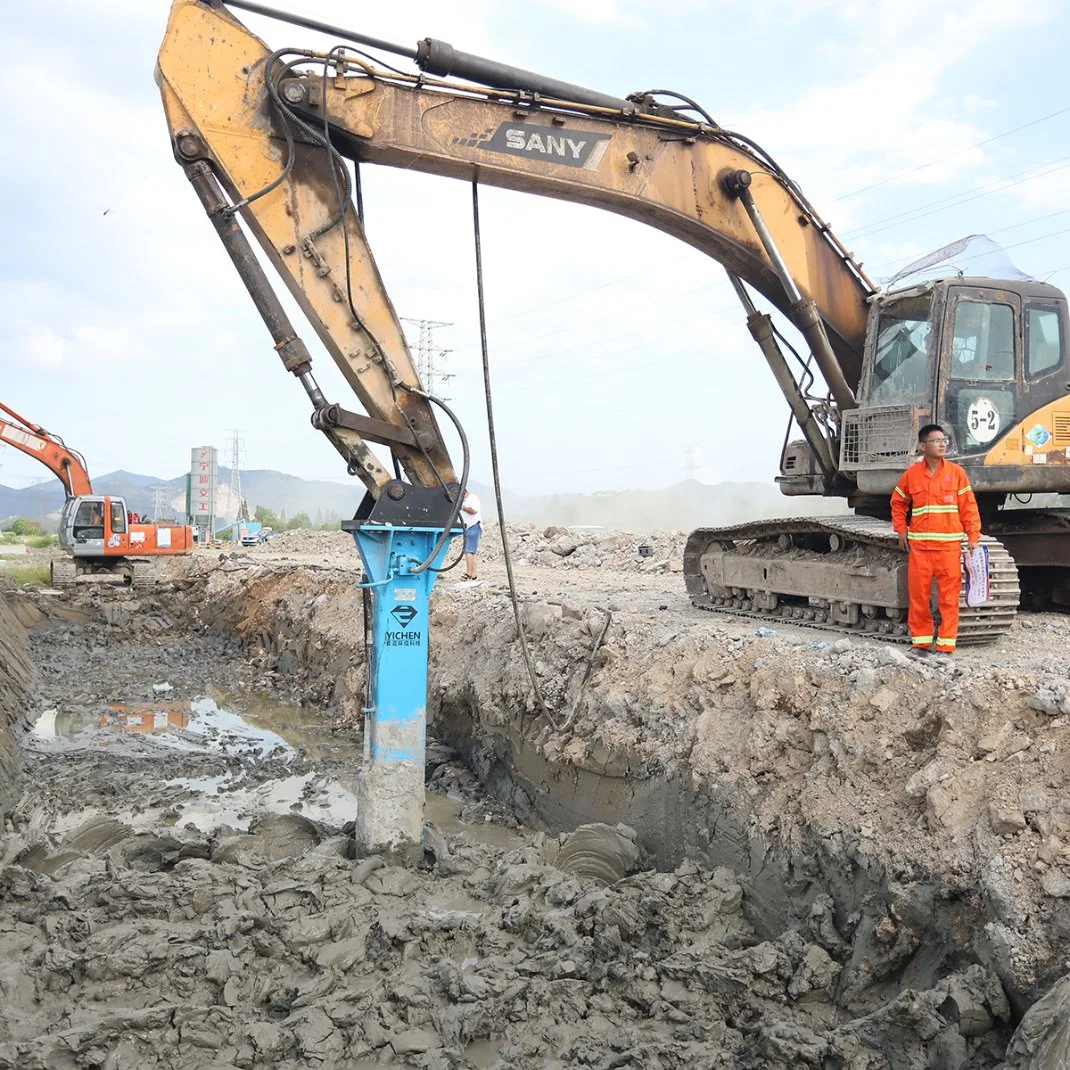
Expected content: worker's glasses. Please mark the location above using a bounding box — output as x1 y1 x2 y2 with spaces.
922 437 948 445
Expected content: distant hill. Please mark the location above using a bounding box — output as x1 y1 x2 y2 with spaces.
0 467 836 533
0 467 375 529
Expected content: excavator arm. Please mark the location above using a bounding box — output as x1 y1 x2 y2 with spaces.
155 0 876 502
0 401 94 499
154 0 882 849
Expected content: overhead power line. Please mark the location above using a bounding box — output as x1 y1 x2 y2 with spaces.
833 104 1070 203
867 209 1070 277
877 225 1070 279
491 276 730 355
843 154 1070 240
474 107 1070 336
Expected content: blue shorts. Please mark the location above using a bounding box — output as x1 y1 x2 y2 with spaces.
464 523 481 554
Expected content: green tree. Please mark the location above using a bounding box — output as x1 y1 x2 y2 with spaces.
286 512 312 530
10 518 44 537
254 506 282 530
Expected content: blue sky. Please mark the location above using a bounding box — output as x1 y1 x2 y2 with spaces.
2 0 1068 500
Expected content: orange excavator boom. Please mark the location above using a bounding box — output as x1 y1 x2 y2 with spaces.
0 401 94 499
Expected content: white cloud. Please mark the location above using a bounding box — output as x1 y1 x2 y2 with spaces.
731 0 1052 206
16 325 68 369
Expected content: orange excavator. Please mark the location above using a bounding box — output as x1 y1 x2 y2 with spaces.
0 401 194 587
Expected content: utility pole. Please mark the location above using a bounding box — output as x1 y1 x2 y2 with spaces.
401 318 454 399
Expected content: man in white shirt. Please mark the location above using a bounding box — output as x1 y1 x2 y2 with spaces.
461 489 482 580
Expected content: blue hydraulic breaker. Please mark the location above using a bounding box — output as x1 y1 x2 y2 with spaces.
344 481 462 850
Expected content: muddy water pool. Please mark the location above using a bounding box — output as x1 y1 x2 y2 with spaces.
27 686 520 846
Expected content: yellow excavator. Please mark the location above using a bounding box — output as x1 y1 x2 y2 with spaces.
156 0 1070 645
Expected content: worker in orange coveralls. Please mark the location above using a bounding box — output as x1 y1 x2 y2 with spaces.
891 423 981 656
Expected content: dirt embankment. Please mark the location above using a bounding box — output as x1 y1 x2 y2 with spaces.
178 538 1070 1022
0 594 38 817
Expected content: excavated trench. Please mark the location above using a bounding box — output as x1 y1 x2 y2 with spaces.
2 549 1070 1068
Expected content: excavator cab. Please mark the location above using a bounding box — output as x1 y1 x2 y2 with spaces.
60 495 129 556
841 277 1070 501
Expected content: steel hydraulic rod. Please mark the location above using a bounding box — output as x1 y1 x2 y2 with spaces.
219 0 634 112
218 0 419 59
726 272 837 481
181 161 326 407
723 171 857 413
180 158 394 492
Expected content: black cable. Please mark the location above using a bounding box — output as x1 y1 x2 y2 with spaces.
430 536 467 574
340 46 413 78
770 323 824 468
407 389 470 574
636 89 718 127
286 49 447 490
471 180 560 725
354 160 365 224
313 50 446 487
772 324 815 396
227 49 309 212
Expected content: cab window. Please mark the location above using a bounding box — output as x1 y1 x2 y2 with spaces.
1026 306 1062 378
110 502 127 534
868 294 933 405
73 500 105 540
951 300 1014 380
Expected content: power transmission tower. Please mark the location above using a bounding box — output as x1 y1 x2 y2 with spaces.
401 318 454 398
435 347 456 399
226 430 245 526
151 484 168 521
684 444 699 481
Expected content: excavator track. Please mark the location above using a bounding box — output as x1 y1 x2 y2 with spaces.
50 559 77 589
129 560 155 588
684 515 1019 646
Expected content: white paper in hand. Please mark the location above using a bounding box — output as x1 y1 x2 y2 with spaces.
963 544 990 607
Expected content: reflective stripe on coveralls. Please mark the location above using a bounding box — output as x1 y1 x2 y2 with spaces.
907 548 961 650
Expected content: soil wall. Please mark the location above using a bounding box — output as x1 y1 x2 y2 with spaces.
0 594 35 819
189 559 1070 1021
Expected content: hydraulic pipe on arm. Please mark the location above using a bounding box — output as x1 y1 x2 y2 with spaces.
0 401 94 498
159 0 875 402
723 274 837 482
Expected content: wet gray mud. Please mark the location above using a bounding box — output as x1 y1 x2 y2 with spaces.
1 571 1069 1068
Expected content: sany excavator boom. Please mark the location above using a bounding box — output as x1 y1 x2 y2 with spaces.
156 0 1070 843
0 401 194 588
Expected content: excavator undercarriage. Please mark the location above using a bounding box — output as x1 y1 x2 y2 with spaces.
685 518 1020 645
